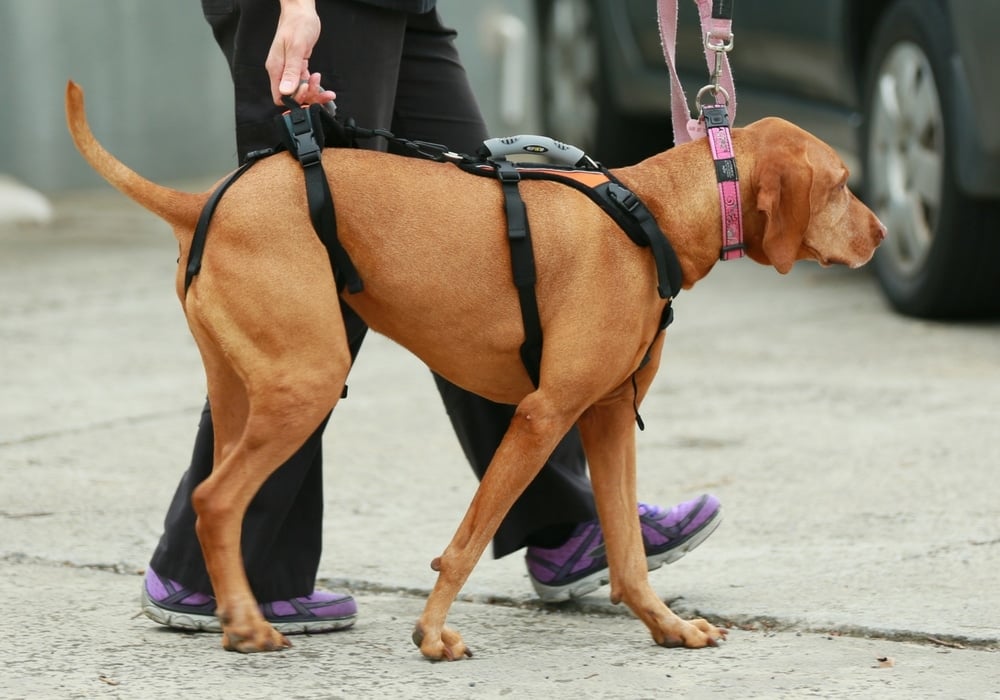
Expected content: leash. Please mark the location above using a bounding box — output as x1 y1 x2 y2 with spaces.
657 0 745 260
658 0 737 144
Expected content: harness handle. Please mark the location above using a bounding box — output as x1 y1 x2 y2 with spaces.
479 135 596 169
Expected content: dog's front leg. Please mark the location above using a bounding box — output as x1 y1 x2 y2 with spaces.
577 395 727 649
413 391 576 660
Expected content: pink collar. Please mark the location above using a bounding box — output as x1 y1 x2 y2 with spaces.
703 105 745 260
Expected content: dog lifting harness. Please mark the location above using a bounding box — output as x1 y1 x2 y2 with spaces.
184 99 361 399
183 105 685 421
458 157 683 392
185 98 362 296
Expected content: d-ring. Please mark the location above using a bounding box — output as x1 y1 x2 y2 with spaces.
696 83 730 107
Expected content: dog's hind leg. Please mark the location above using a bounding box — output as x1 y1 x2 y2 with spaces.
576 339 726 649
412 388 581 661
187 302 351 653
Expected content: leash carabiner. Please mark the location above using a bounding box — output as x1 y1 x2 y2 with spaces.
696 24 735 110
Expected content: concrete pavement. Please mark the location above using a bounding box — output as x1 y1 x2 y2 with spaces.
2 187 998 698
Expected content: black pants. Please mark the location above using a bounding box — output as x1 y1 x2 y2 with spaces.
150 0 596 602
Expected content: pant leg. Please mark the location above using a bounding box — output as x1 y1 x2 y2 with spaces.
153 2 598 600
151 0 403 600
151 402 327 600
313 4 597 556
391 9 597 557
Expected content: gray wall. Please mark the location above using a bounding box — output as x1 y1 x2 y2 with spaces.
0 0 235 192
0 0 539 193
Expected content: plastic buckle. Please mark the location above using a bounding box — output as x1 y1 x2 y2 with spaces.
282 104 322 167
495 159 522 183
701 104 730 128
607 183 640 214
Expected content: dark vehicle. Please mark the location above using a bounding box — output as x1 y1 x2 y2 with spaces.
534 0 1000 318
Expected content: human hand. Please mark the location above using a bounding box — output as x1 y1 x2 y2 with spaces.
265 0 336 106
288 71 337 107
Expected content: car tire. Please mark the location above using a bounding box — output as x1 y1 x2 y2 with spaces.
535 0 670 167
862 0 1000 318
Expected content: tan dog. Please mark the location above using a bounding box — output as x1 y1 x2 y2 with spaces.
65 81 884 658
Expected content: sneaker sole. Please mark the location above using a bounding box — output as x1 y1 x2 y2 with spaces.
531 506 723 603
140 588 356 635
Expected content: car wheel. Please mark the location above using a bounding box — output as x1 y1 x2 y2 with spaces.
863 0 1000 318
535 0 670 167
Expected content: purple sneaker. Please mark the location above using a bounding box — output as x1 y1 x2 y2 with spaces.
525 495 722 602
140 568 357 634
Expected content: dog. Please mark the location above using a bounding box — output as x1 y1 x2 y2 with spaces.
65 81 884 658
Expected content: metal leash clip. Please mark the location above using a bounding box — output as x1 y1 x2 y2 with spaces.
696 29 735 108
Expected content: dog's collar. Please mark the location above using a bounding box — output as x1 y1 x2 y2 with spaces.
702 105 745 261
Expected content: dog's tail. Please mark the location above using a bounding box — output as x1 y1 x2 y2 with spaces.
64 81 205 231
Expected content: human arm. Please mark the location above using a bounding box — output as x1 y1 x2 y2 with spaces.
265 0 336 105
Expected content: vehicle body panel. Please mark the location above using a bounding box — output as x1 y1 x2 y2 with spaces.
595 0 1000 196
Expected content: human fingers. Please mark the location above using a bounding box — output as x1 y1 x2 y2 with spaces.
292 73 336 106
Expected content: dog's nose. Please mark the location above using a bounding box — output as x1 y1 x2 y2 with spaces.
876 218 887 240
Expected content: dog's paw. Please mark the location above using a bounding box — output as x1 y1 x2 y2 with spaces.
412 623 473 661
222 625 292 653
655 617 727 649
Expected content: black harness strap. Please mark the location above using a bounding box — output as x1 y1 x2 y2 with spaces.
184 159 256 294
463 160 683 392
186 101 363 296
597 179 681 300
495 160 543 388
521 168 680 346
461 162 684 303
282 99 363 294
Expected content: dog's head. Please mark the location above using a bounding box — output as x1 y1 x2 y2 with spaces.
745 117 886 274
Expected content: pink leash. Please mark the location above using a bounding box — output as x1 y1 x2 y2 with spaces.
657 0 744 260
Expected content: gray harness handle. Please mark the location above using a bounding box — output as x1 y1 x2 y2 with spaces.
479 134 596 169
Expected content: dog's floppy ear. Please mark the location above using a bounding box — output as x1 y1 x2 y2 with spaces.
755 154 813 274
